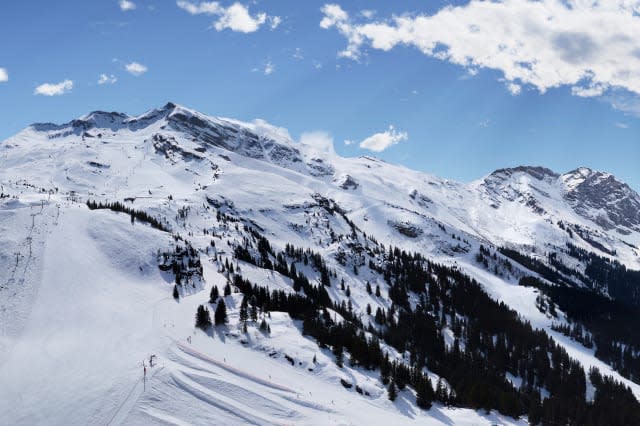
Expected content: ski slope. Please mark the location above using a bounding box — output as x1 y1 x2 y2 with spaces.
0 202 523 425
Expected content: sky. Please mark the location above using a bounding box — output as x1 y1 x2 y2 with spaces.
0 0 639 190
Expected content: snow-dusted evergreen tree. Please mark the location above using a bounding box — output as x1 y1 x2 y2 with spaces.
195 305 211 329
209 285 219 303
214 298 228 325
387 380 397 401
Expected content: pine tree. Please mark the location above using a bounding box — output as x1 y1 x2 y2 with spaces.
416 376 433 409
366 281 372 294
435 378 448 404
387 380 398 401
209 285 219 303
224 282 232 296
333 345 344 368
375 285 381 297
239 296 249 325
195 305 212 329
528 391 542 425
214 299 228 325
380 354 391 384
346 285 351 297
366 303 372 315
250 303 258 322
173 284 179 300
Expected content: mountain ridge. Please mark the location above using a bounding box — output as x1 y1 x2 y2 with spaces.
5 103 640 269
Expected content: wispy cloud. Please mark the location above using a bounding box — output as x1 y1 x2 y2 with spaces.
34 80 73 96
98 74 118 85
264 61 275 75
615 122 629 129
506 82 522 96
605 90 640 117
0 68 8 83
253 60 275 75
300 131 336 156
119 0 136 11
360 9 375 19
125 62 148 76
177 1 279 33
293 48 304 61
352 125 408 152
320 2 640 105
176 0 220 14
268 16 282 30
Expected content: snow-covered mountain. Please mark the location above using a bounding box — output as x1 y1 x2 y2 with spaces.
1 103 639 425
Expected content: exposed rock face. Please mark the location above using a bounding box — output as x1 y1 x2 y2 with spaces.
562 168 640 232
336 174 359 190
389 220 423 238
479 166 558 215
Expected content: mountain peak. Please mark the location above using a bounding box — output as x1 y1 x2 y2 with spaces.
560 167 640 231
561 166 613 189
490 165 559 181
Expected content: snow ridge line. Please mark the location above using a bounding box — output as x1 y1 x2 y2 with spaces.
173 339 296 393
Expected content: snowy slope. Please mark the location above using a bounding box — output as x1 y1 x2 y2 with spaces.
1 103 639 425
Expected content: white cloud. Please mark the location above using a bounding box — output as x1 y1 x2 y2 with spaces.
98 74 117 85
176 0 221 15
507 82 522 96
355 125 408 152
293 48 304 61
300 131 336 156
125 61 148 76
177 1 278 33
360 9 376 19
605 90 640 116
571 83 607 98
34 80 73 96
214 3 265 32
119 0 136 11
264 61 275 75
269 16 282 30
320 2 640 101
0 68 8 83
615 122 629 129
253 61 275 75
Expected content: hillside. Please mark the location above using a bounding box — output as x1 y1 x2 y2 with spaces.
1 103 639 425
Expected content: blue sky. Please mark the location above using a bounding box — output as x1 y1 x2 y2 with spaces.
1 0 639 190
